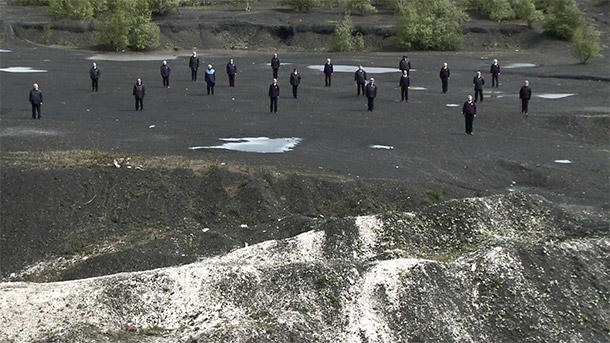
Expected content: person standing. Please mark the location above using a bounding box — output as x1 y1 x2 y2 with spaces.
89 62 100 92
133 78 145 111
324 58 333 87
462 95 477 135
29 83 43 119
226 58 237 87
473 71 485 103
268 78 280 113
439 62 450 94
399 55 412 76
365 78 377 111
271 53 280 79
519 80 532 117
490 59 501 88
289 68 301 99
399 70 410 102
160 60 171 88
354 65 367 96
205 64 216 95
189 51 200 82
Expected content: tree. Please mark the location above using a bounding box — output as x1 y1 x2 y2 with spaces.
49 0 94 20
394 0 467 50
543 0 583 40
347 0 376 15
98 0 160 50
147 0 180 14
279 0 321 12
512 0 543 28
570 24 602 64
331 13 365 52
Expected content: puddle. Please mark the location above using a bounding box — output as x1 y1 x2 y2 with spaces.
0 67 47 73
369 145 394 150
265 62 293 66
0 49 11 53
504 63 537 69
409 86 427 90
554 160 572 164
536 93 575 99
446 104 460 107
0 127 60 137
189 137 302 153
484 90 504 94
497 94 518 98
307 65 405 74
87 54 184 61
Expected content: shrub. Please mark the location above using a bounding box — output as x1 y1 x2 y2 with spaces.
347 0 377 15
229 0 259 11
130 22 161 50
570 24 602 64
279 0 321 12
147 0 180 14
543 0 582 40
98 0 160 50
469 0 542 25
7 0 49 5
394 0 467 50
512 0 543 27
49 0 94 20
331 13 365 52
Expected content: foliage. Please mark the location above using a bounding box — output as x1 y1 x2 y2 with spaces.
570 24 602 64
468 0 542 25
543 0 583 40
280 0 321 12
7 0 49 4
147 0 180 14
347 0 377 14
394 0 467 50
98 0 160 51
512 0 543 27
331 13 365 51
229 0 259 11
49 0 94 20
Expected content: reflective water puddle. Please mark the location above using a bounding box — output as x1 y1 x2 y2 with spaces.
0 67 47 73
536 93 575 99
369 145 394 150
409 87 427 90
446 104 460 107
504 63 537 69
0 49 11 53
307 65 407 73
189 137 302 153
0 127 60 137
554 160 572 164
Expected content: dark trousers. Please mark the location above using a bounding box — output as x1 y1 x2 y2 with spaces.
191 68 197 81
91 78 98 92
441 78 448 93
357 83 365 96
325 74 331 87
400 87 408 102
272 68 278 79
269 97 278 112
162 76 169 87
292 85 298 98
228 74 235 87
521 99 529 113
135 97 143 111
31 103 41 118
492 74 499 87
207 85 214 95
474 89 483 103
367 97 374 111
465 114 474 134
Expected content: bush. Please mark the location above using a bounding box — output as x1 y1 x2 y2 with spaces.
331 13 365 52
469 0 542 25
279 0 321 12
570 24 602 64
7 0 49 5
394 0 467 50
543 0 582 40
49 0 94 19
147 0 180 14
347 0 377 15
512 0 543 27
98 0 160 50
130 22 161 50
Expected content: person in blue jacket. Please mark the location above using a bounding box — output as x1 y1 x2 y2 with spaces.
205 64 216 95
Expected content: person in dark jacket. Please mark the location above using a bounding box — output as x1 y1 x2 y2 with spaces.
365 78 377 111
29 83 43 119
399 70 410 102
490 59 501 88
268 78 280 113
205 64 216 95
226 58 237 87
462 95 477 135
271 53 280 79
439 62 450 94
160 60 171 88
89 62 100 92
133 78 145 111
324 58 333 87
519 80 532 116
354 65 367 96
289 68 301 99
399 55 411 76
189 51 200 81
473 71 485 103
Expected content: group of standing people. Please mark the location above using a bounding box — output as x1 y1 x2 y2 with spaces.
28 52 533 133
